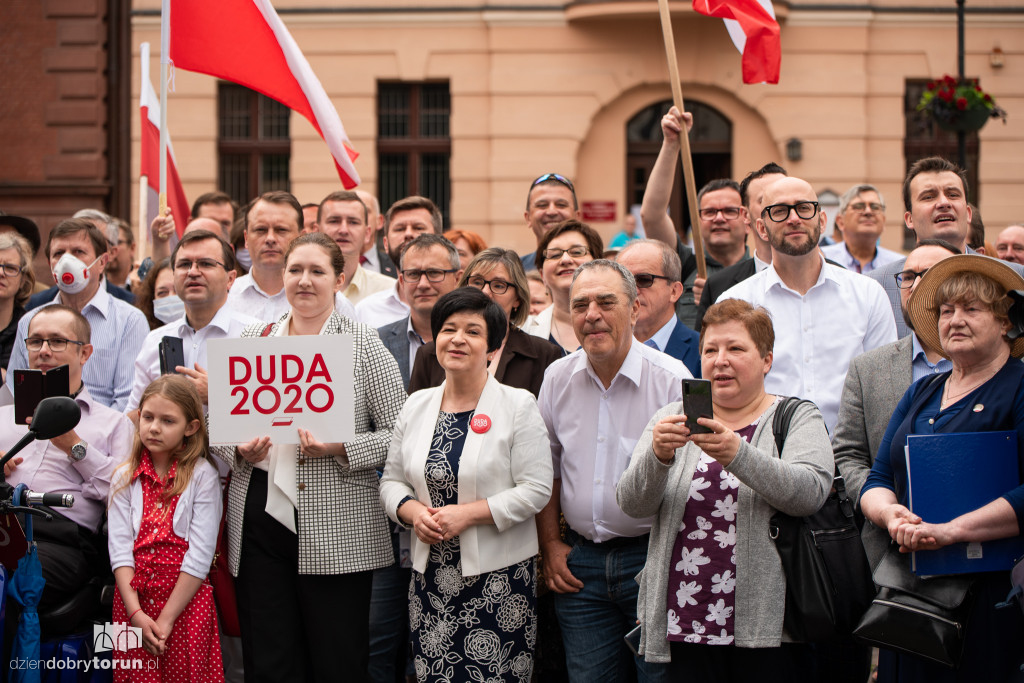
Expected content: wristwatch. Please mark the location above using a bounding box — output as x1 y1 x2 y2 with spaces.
69 440 88 462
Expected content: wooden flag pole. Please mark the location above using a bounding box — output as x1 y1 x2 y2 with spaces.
657 0 707 280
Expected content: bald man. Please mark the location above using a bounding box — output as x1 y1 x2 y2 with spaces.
717 176 896 433
996 224 1024 265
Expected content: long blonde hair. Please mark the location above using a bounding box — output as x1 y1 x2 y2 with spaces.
112 375 211 505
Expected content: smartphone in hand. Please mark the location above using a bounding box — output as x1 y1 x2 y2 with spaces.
682 378 713 435
14 364 70 425
159 336 185 376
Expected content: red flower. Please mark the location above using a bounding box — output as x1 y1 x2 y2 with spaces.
944 75 957 86
984 94 993 103
956 97 968 111
927 80 936 90
975 85 982 92
939 89 954 103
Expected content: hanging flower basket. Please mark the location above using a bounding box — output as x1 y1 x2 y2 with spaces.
917 75 1008 133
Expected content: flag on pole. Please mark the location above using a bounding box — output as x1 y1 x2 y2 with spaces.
693 0 781 85
140 42 190 236
167 0 360 188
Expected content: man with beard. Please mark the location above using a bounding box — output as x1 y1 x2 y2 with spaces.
717 176 895 433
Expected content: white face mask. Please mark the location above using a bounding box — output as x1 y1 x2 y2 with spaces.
52 252 102 295
235 248 252 271
152 295 186 324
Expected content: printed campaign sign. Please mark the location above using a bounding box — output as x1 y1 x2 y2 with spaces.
207 335 354 445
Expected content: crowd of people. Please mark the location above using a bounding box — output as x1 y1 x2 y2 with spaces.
0 105 1022 683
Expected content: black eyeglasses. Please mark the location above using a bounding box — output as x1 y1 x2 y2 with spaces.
467 275 511 294
531 173 575 193
25 337 85 352
633 273 673 289
401 268 457 283
762 201 820 223
895 269 929 290
0 262 24 278
174 258 227 272
699 207 743 221
542 246 589 261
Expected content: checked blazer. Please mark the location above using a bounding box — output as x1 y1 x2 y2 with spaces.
217 311 408 576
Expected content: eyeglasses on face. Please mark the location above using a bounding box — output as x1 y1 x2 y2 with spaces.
401 268 457 283
542 246 589 261
174 258 227 272
633 273 673 289
894 268 929 290
699 207 743 221
467 275 511 294
762 201 820 223
531 173 575 193
25 337 85 352
848 202 884 213
0 263 24 278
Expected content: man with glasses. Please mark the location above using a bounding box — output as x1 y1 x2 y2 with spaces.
821 184 902 274
521 173 580 272
7 218 148 410
1 305 134 617
376 234 461 387
125 230 258 412
615 239 700 376
718 176 895 433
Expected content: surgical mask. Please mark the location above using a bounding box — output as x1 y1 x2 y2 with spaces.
153 295 185 324
235 248 252 271
52 253 102 295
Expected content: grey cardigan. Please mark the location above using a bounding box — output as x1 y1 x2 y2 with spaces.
616 399 833 662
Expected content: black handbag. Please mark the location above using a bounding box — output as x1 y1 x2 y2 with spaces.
853 545 975 668
768 397 876 642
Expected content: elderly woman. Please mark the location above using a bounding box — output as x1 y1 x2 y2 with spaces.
617 299 832 680
523 219 603 353
381 288 553 683
408 247 562 397
861 255 1024 682
222 232 406 682
0 232 35 372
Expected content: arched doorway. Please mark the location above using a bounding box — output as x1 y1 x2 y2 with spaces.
626 100 732 236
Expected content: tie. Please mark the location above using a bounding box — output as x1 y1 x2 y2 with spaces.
644 338 659 351
359 255 369 265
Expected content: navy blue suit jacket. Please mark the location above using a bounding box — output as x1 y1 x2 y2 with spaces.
27 280 135 310
377 316 412 389
662 319 701 378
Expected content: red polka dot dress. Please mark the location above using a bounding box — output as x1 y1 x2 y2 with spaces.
112 453 224 682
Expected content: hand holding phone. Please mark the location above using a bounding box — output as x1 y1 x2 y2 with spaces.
159 336 185 376
682 379 713 435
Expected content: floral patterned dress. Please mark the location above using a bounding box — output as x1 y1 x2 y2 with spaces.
409 410 537 683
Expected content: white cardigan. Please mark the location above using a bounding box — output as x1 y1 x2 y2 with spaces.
380 375 553 576
108 457 223 581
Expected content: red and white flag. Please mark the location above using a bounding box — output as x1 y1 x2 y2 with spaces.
167 0 360 188
140 42 190 237
693 0 781 85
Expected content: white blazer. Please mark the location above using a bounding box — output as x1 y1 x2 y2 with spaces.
108 457 223 581
380 375 553 576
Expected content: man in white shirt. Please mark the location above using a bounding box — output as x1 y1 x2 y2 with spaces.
7 218 148 410
354 196 443 327
126 230 258 412
718 176 896 433
226 191 355 323
821 184 903 274
2 305 133 610
538 260 690 683
318 191 395 305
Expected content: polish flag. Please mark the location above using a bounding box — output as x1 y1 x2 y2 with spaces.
693 0 781 85
140 42 190 237
167 0 360 188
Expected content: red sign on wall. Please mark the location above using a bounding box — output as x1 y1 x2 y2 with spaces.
580 201 616 222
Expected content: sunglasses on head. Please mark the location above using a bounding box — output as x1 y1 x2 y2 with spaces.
531 173 575 193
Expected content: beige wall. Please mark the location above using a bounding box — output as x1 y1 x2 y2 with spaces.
131 2 1024 255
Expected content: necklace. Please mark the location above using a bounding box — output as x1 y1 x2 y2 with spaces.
942 374 992 405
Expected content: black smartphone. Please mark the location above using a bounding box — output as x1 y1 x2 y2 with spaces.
682 378 714 435
159 336 185 375
14 364 70 425
624 625 642 658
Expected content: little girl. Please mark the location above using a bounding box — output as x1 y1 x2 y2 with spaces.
108 375 224 682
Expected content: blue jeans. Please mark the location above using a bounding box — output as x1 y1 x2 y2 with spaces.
367 531 411 683
553 530 669 683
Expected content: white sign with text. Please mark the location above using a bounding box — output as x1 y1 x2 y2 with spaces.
207 335 354 445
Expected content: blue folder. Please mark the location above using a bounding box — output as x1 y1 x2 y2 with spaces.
905 430 1024 576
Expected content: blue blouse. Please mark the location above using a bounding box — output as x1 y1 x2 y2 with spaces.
862 357 1024 530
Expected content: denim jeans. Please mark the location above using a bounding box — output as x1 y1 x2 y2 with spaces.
553 530 669 683
367 531 411 683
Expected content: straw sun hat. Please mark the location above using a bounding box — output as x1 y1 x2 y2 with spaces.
907 254 1024 359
